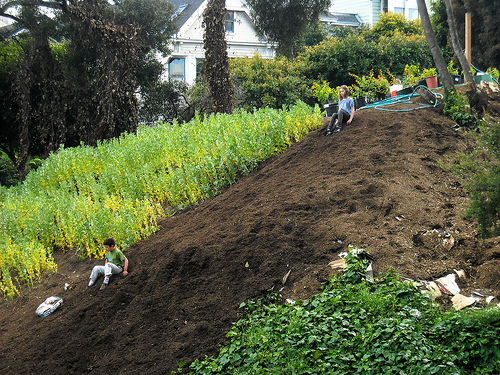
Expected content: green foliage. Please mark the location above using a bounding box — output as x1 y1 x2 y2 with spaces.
422 68 438 78
0 103 323 297
430 308 500 373
463 119 500 238
349 70 395 102
447 60 460 76
402 64 422 87
442 117 500 238
138 73 190 124
443 90 476 128
378 33 432 78
182 264 500 374
0 0 177 180
299 31 432 89
432 0 500 73
372 11 423 39
311 80 337 104
486 67 499 81
230 55 315 110
341 246 373 284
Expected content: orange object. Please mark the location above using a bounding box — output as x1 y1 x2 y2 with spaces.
425 75 438 89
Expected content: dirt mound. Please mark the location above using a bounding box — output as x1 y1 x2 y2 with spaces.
2 98 500 374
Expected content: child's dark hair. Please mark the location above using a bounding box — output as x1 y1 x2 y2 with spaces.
103 237 116 247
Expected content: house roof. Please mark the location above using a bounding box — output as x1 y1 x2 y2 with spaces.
169 0 205 30
320 12 363 27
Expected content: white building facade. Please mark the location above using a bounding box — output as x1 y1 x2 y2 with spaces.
165 0 276 85
329 0 426 26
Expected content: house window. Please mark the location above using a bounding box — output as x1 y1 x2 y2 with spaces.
196 58 204 81
225 11 234 33
394 7 405 15
169 58 185 81
408 8 419 20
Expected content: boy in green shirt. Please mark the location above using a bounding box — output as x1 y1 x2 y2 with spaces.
88 238 129 290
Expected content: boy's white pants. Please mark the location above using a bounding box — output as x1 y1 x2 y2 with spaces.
89 263 123 283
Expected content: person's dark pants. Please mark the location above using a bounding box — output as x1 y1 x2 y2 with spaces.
327 109 349 133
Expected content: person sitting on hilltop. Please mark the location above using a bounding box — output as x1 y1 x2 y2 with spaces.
326 85 355 135
88 237 128 290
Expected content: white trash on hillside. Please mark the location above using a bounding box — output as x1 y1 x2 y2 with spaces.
36 296 63 317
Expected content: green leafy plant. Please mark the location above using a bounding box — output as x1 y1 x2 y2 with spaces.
0 103 324 298
341 245 373 284
180 264 500 374
447 60 459 75
444 118 500 238
486 67 499 81
349 70 394 102
311 80 335 104
422 67 437 78
402 64 421 87
443 90 476 128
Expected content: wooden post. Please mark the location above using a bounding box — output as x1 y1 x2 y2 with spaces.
465 13 471 65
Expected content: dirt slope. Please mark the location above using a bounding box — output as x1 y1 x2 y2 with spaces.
2 98 500 374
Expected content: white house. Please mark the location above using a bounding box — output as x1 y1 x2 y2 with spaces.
165 0 363 85
165 0 276 85
328 0 428 26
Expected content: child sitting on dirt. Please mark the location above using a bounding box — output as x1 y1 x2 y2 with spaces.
88 237 129 290
326 85 355 135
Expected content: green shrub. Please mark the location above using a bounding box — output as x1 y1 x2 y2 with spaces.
299 31 432 89
182 264 500 374
230 55 315 111
371 11 423 39
443 90 476 128
349 70 395 101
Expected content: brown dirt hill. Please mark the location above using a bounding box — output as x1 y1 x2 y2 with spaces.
2 97 500 374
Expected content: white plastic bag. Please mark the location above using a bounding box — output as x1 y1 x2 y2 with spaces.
36 296 63 317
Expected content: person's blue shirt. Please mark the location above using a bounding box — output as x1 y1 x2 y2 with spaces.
339 97 355 115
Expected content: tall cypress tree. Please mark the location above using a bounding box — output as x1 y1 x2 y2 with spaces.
202 0 233 114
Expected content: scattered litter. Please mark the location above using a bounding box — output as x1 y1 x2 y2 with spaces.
486 296 496 304
395 216 402 221
36 296 63 317
244 262 250 268
442 233 455 251
436 274 460 295
328 259 346 270
398 275 415 282
366 263 374 282
285 298 295 304
437 283 450 295
471 290 486 298
452 294 476 311
409 308 421 318
329 247 373 280
424 281 442 300
453 269 466 280
64 283 70 291
282 269 291 284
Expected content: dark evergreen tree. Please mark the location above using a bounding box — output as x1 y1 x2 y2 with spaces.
0 0 175 181
203 0 233 114
246 0 331 58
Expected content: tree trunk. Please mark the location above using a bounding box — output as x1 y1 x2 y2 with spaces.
442 0 476 88
203 0 234 114
417 0 455 98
